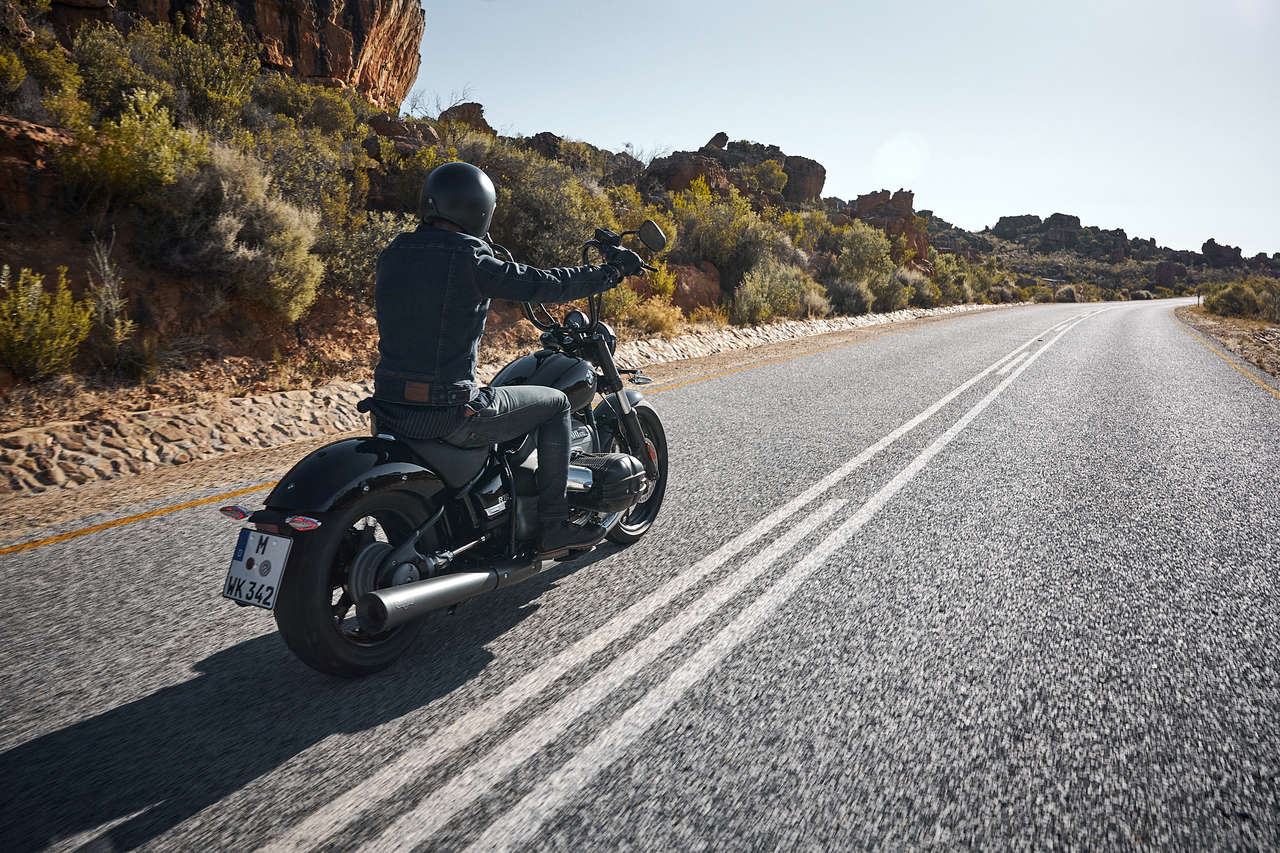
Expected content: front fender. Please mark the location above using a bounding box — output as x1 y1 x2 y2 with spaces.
264 437 445 514
592 391 652 449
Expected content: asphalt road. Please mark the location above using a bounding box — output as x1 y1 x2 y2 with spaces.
2 299 1278 851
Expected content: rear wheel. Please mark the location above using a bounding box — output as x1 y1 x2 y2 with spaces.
273 490 439 677
607 405 668 545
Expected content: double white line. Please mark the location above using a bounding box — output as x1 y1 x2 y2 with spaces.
263 307 1107 853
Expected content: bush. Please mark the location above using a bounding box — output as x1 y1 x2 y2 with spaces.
1130 290 1153 300
142 144 322 323
600 280 641 323
798 280 831 318
730 261 820 325
902 267 940 307
825 278 873 315
671 177 796 288
0 265 92 380
73 23 173 120
631 296 683 336
647 260 677 299
64 89 208 206
737 159 787 194
689 303 729 326
606 184 677 259
988 284 1017 303
1205 278 1280 321
1033 290 1054 303
0 48 26 96
315 212 415 302
85 235 137 372
1054 285 1078 303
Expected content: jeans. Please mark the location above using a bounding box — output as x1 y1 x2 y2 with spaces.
442 385 572 523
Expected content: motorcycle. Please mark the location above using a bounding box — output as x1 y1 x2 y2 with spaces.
216 221 670 676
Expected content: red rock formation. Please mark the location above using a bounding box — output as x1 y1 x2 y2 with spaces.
0 116 73 218
670 261 722 312
646 153 730 193
853 189 929 261
781 155 825 204
50 0 425 109
438 102 496 135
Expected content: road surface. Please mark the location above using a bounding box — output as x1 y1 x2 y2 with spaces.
2 300 1278 850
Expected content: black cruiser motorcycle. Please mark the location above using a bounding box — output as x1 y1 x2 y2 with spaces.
217 222 670 676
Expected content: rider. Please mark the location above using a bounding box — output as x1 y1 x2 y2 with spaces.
360 161 644 557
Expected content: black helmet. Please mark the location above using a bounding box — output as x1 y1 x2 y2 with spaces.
419 161 496 238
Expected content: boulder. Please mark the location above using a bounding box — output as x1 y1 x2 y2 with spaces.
671 262 723 313
852 189 929 260
1202 238 1243 267
0 115 73 218
369 113 440 146
646 152 731 193
438 102 496 135
523 131 562 160
705 131 729 150
52 0 426 109
991 214 1042 239
781 155 825 204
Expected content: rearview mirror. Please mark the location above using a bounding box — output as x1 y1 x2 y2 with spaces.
638 219 667 252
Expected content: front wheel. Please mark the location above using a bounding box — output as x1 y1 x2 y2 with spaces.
608 404 668 544
273 490 439 677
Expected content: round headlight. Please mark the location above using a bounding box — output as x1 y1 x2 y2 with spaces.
597 320 617 353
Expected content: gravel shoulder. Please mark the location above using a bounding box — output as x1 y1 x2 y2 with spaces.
1175 305 1280 379
0 306 1012 543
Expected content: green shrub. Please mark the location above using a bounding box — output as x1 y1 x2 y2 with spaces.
85 235 137 372
824 278 873 315
142 144 322 323
632 296 683 336
730 261 820 325
238 122 364 227
0 265 92 380
0 48 26 96
315 211 415 302
600 280 641 322
671 177 796 289
798 280 831 318
73 23 173 120
1054 285 1078 303
988 284 1017 303
65 89 207 205
902 267 940 307
647 260 677 299
606 184 677 258
737 159 788 194
174 6 259 128
1205 279 1277 320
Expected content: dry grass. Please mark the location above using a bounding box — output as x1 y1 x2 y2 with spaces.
1177 305 1280 378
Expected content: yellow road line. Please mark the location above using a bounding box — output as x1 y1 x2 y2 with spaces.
0 309 983 556
0 481 278 557
1173 309 1280 403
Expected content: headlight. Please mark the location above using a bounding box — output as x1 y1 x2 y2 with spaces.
597 321 617 353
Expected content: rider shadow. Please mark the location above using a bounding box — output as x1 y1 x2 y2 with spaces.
0 545 621 853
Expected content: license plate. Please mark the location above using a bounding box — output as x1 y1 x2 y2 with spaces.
222 528 291 610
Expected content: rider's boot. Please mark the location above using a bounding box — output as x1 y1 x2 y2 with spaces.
539 520 606 558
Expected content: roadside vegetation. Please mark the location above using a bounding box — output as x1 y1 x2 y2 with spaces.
0 0 1268 428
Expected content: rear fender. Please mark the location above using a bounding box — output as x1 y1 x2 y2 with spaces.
263 437 445 515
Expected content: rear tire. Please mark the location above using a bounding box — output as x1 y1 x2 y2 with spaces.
274 490 437 677
607 405 668 545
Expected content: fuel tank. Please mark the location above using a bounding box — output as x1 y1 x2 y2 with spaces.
491 350 597 412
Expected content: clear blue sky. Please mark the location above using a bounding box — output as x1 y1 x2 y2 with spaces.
407 0 1278 257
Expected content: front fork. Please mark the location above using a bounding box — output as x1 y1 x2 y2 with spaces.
594 339 660 479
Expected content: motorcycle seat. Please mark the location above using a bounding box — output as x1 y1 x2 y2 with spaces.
399 438 489 489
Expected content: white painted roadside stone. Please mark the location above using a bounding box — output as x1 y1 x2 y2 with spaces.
0 303 1003 494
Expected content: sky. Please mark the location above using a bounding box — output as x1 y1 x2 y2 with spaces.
406 0 1278 256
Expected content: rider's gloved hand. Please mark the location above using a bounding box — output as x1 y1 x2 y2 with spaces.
604 247 645 280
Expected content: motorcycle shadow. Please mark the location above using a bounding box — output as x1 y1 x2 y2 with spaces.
0 544 622 853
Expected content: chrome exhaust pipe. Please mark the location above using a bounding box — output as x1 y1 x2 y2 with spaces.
356 558 544 633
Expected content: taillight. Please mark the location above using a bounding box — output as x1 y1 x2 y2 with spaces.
219 506 251 520
285 515 322 532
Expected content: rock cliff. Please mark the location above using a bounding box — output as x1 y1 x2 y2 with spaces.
51 0 425 109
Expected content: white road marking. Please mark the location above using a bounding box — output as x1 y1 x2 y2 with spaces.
465 309 1107 853
47 805 157 853
361 498 849 852
996 351 1029 375
261 312 1091 853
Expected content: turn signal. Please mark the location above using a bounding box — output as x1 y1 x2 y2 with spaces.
285 515 322 532
219 506 251 521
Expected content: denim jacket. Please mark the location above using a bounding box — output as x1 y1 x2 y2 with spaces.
370 225 619 411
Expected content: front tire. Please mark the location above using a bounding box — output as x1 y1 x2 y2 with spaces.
273 490 438 677
607 404 668 545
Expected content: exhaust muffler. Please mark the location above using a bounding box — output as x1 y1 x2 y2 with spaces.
356 558 543 634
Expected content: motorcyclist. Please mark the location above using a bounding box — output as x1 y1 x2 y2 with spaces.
359 161 644 557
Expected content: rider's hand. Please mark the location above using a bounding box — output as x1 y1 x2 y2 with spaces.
605 247 645 279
